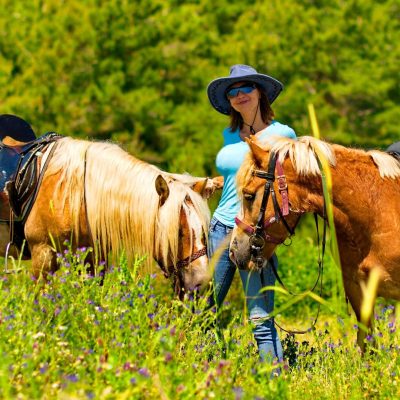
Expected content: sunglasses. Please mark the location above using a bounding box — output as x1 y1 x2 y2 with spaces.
226 84 256 98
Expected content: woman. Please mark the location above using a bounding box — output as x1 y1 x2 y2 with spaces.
207 64 296 363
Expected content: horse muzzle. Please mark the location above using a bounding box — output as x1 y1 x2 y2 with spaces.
229 232 252 270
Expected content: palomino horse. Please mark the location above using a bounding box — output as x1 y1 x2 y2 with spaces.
2 136 222 298
230 135 400 348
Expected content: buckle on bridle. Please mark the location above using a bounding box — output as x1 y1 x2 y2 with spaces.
277 175 288 192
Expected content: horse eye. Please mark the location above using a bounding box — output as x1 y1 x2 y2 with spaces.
243 193 255 202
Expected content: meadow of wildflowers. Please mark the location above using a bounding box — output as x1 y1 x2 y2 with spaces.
0 234 399 399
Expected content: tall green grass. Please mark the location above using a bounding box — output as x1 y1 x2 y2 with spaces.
0 236 399 399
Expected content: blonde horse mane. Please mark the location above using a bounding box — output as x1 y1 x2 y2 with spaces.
45 137 210 268
238 136 400 191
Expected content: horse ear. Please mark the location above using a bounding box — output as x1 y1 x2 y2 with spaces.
192 176 224 199
245 138 268 168
155 175 170 206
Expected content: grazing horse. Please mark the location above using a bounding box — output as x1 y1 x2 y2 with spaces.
2 137 221 298
230 135 400 348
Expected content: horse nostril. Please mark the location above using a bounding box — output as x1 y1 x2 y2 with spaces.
231 237 238 249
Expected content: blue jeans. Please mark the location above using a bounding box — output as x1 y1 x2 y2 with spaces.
208 217 283 362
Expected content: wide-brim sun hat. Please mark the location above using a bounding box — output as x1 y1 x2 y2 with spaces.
207 64 284 115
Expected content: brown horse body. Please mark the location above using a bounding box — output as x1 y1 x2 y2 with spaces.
231 136 400 347
1 137 221 296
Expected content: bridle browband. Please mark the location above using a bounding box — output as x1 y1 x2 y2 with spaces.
235 151 300 268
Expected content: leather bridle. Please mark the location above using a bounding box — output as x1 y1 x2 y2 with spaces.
158 217 208 298
158 246 207 299
235 151 301 268
235 150 328 334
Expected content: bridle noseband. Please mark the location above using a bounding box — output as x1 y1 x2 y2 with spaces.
157 245 207 299
235 151 299 268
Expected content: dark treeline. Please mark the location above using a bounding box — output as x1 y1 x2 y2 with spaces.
1 0 399 176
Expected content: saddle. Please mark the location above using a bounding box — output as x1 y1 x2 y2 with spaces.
386 142 400 161
0 132 62 251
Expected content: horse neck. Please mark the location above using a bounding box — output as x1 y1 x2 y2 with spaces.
284 149 377 249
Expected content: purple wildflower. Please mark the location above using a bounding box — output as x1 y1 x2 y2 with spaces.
138 368 150 378
66 374 79 382
233 387 244 400
40 363 48 374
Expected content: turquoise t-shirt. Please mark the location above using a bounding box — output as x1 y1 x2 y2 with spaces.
213 121 296 227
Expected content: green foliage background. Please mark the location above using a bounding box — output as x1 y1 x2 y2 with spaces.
1 0 399 176
1 3 400 396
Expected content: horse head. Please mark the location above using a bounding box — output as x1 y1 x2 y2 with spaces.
155 174 222 299
230 138 302 271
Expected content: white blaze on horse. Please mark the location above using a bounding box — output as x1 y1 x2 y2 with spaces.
1 136 223 298
230 135 400 348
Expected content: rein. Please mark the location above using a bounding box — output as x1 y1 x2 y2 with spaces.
269 211 327 335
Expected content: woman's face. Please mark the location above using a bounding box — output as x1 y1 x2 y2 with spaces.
226 81 260 115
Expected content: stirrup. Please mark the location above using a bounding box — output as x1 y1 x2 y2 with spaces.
3 242 22 274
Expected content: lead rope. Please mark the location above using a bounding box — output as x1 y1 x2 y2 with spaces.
261 207 327 335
